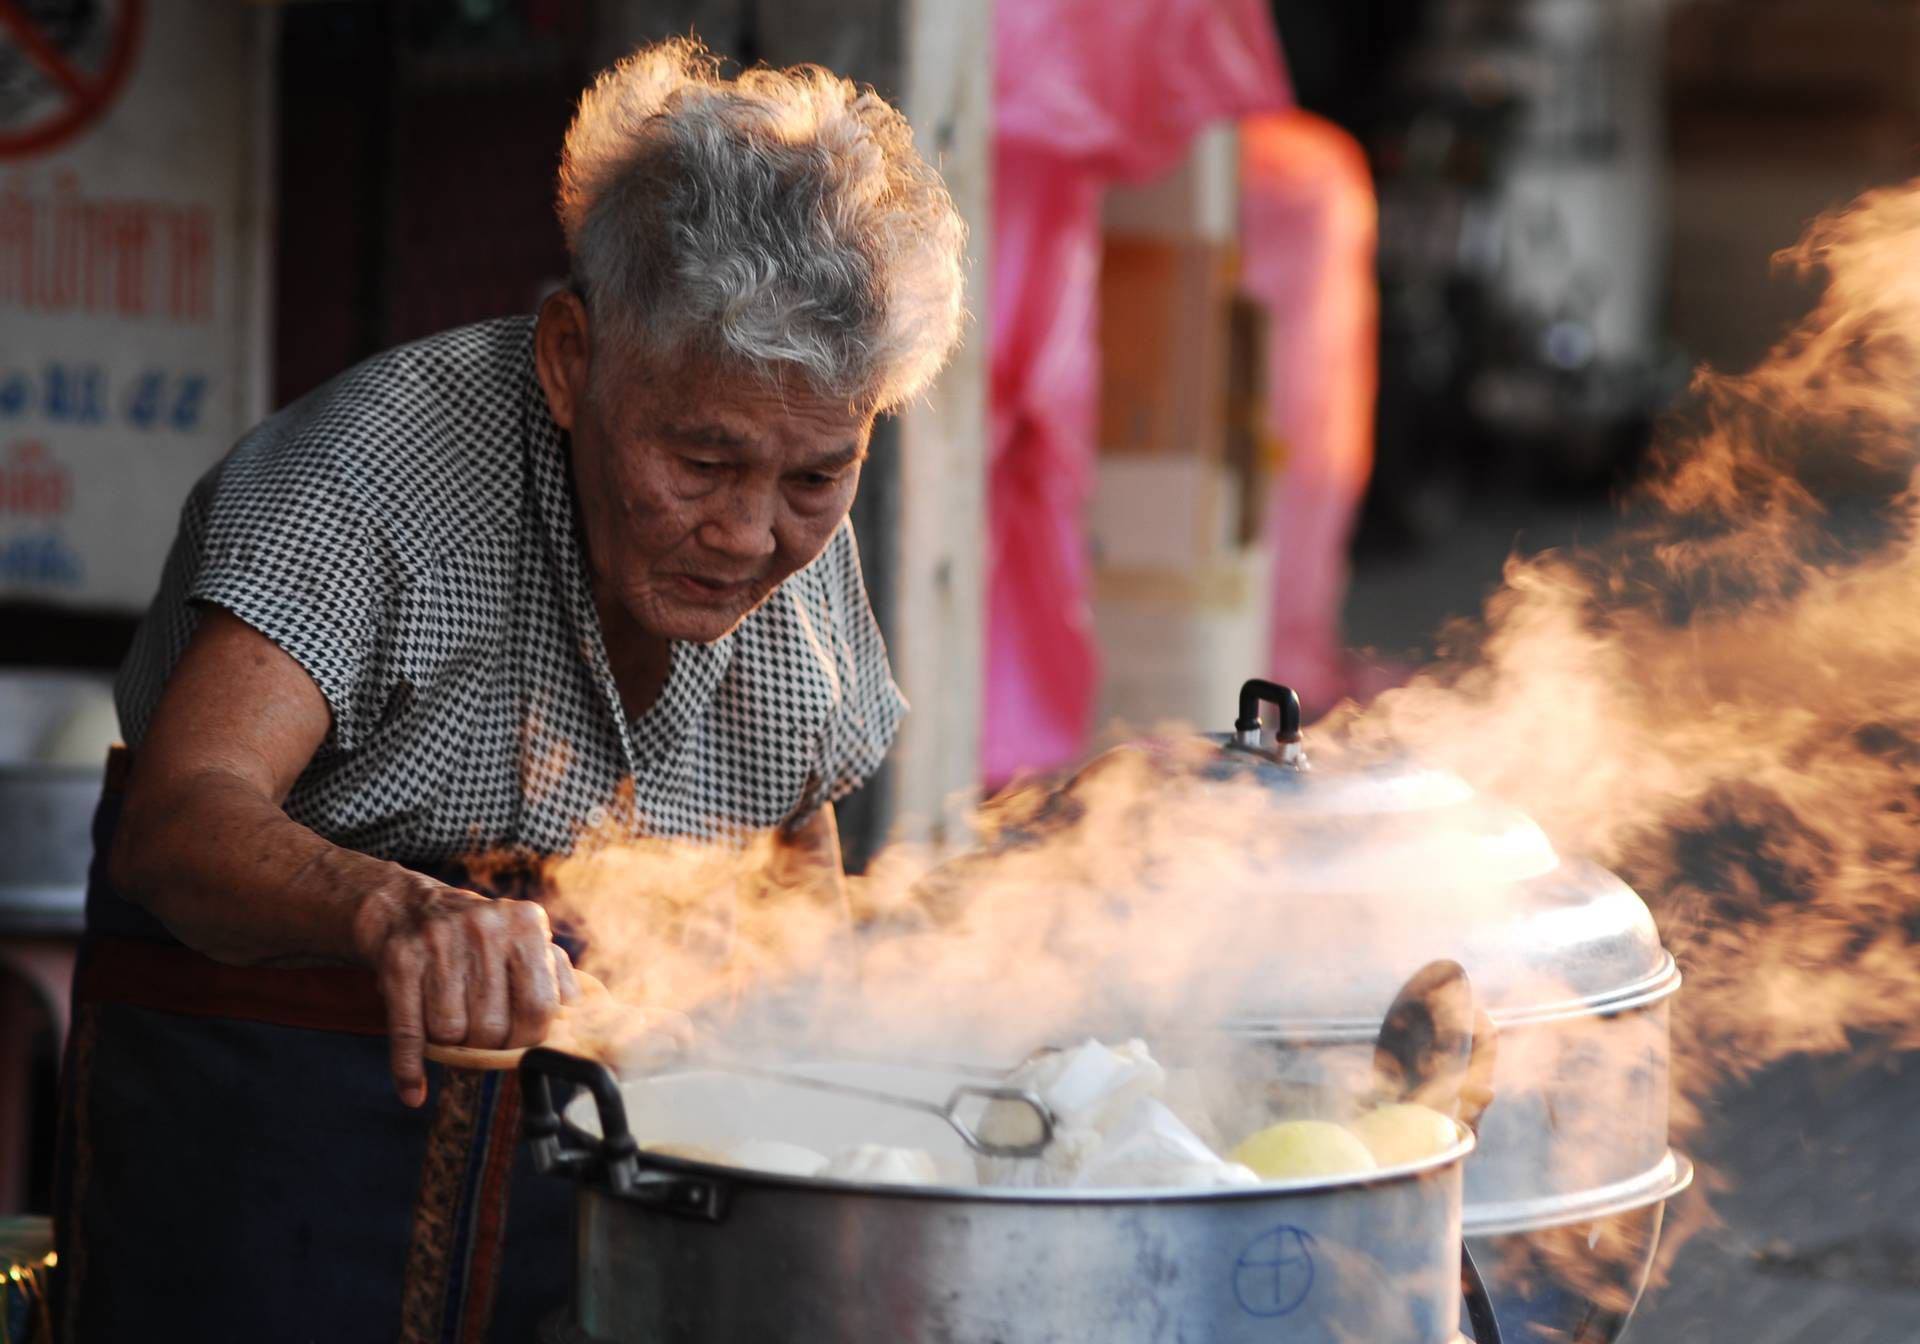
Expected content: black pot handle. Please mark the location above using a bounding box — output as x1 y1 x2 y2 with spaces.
1461 1242 1503 1344
519 1047 729 1223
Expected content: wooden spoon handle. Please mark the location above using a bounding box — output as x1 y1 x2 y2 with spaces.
425 1021 585 1071
425 1042 523 1070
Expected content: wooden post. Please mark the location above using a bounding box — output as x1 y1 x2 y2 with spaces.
886 0 991 852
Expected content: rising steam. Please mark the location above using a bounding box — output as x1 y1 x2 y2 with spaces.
1343 180 1920 1086
537 179 1920 1324
1323 181 1920 1305
559 180 1920 1070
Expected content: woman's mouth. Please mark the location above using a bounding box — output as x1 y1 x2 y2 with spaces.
672 573 753 603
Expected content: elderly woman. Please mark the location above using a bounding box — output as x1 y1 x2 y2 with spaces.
53 39 965 1341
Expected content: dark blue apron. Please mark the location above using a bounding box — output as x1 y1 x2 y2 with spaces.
52 758 574 1343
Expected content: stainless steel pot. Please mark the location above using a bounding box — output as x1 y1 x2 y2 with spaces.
1042 681 1692 1342
524 1049 1498 1344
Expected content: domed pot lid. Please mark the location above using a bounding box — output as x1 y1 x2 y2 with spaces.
961 681 1676 1035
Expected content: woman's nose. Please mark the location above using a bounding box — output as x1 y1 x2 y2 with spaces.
696 484 778 564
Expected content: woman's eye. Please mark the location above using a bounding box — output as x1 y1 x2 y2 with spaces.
683 458 726 476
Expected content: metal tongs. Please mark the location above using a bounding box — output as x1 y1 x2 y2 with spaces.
690 1052 1059 1161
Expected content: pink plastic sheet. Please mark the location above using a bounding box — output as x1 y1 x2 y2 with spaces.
1239 112 1381 715
986 0 1292 784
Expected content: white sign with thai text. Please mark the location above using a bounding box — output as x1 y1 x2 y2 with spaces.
0 1 269 610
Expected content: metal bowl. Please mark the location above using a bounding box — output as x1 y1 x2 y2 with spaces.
0 669 114 936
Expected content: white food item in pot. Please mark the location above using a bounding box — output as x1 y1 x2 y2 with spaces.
976 1039 1250 1189
1088 1158 1261 1189
979 1038 1164 1141
975 1038 1159 1187
1157 1066 1230 1151
821 1144 941 1185
1072 1097 1261 1190
715 1139 829 1178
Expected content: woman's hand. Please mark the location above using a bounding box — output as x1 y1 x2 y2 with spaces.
353 879 579 1107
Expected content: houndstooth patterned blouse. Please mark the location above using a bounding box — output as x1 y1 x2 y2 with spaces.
116 317 906 863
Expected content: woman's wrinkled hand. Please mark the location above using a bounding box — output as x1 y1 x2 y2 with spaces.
354 880 579 1107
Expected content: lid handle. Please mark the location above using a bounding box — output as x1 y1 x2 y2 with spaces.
1234 679 1304 760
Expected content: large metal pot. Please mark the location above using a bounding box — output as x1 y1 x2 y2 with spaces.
524 1049 1496 1344
1041 681 1692 1342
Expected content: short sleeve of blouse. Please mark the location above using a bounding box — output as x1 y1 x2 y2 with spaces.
186 423 409 755
808 522 908 812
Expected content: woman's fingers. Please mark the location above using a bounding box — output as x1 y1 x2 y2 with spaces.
422 915 469 1046
466 913 513 1049
380 942 430 1108
505 908 562 1048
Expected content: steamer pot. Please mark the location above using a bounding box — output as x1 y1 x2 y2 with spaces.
524 1049 1495 1344
1014 681 1692 1341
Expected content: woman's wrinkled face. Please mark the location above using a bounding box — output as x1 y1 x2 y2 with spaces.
537 297 872 645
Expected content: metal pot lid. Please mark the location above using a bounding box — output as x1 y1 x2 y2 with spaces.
1211 859 1677 1033
991 681 1674 1028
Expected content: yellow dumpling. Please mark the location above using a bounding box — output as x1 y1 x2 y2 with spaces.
1348 1104 1459 1167
1230 1120 1378 1180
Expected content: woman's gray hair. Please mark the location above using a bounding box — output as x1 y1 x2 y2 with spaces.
557 38 966 412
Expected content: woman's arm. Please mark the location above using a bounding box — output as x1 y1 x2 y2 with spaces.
110 607 574 1107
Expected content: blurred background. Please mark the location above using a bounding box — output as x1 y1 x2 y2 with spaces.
4 1 1918 1338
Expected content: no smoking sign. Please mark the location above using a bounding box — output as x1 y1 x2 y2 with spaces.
0 0 144 159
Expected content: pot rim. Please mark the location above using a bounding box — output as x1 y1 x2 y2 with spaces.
1461 1149 1694 1236
568 1108 1476 1206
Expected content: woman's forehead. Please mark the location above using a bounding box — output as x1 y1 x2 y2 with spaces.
611 356 872 452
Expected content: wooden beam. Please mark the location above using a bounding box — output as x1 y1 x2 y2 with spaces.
885 0 991 851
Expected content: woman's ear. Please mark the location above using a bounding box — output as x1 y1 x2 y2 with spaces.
533 289 592 432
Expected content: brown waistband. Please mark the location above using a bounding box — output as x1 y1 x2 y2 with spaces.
86 745 388 1035
76 935 390 1037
